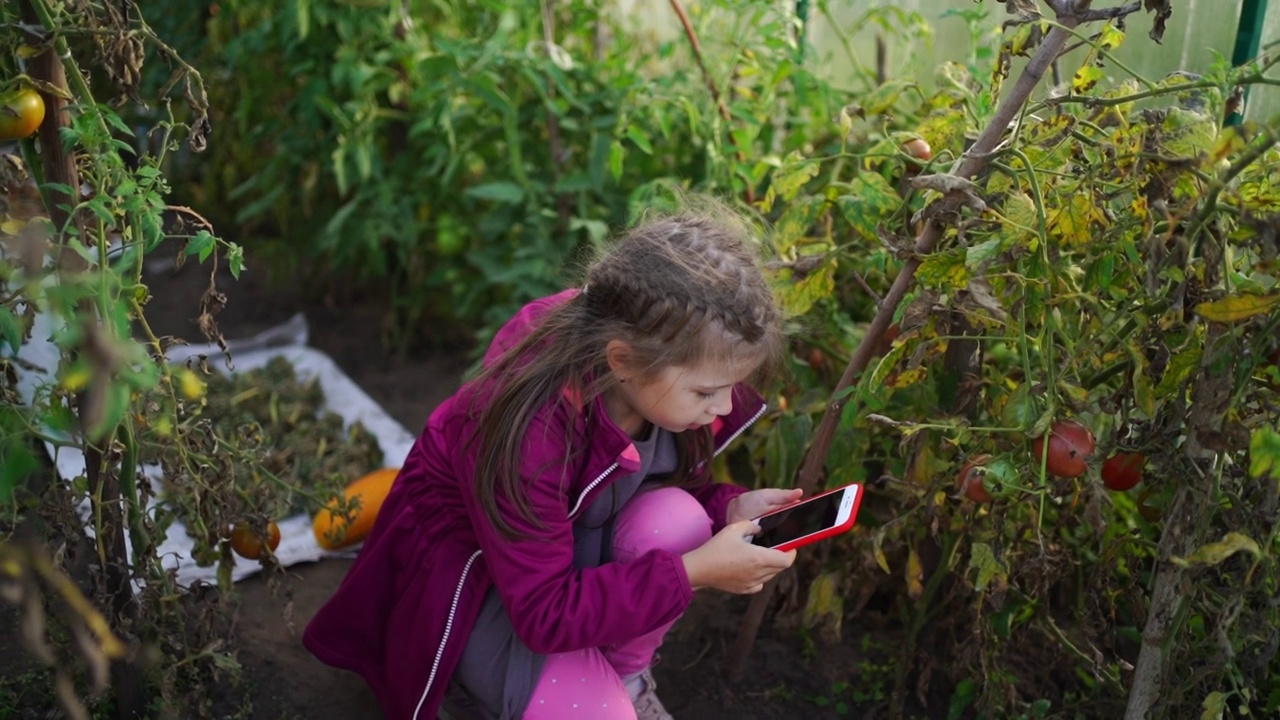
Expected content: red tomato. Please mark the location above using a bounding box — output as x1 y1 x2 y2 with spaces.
1031 420 1096 479
1101 452 1145 491
958 454 994 503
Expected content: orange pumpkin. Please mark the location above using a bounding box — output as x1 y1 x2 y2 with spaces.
312 467 400 549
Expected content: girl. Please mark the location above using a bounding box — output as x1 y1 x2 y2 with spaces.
303 200 802 720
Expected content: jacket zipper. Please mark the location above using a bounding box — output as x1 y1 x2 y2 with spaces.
715 402 766 457
412 549 481 720
567 462 619 518
415 399 767 714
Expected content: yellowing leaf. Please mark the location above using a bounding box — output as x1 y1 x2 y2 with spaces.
915 109 967 159
1171 532 1261 568
1211 126 1249 163
774 255 836 316
1049 193 1107 247
994 191 1039 247
968 541 1005 592
769 152 820 204
873 530 891 574
905 441 936 487
1007 23 1035 56
1098 24 1125 50
1072 66 1105 94
862 80 910 115
1161 106 1218 161
887 367 927 389
61 365 90 392
1200 691 1226 720
917 247 969 289
176 368 206 400
801 571 844 634
906 545 924 599
1194 293 1280 323
1250 427 1280 481
834 174 902 239
774 196 829 254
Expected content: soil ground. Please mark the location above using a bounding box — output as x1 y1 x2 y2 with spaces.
6 253 900 720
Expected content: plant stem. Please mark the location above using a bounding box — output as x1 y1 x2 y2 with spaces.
666 0 754 202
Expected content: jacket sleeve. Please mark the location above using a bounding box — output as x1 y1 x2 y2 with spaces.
455 419 695 655
688 480 749 533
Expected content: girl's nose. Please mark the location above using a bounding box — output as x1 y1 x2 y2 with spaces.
711 392 733 417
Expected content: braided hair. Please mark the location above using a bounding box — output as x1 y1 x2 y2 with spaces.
469 199 786 538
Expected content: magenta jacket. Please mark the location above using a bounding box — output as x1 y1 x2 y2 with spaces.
302 290 765 719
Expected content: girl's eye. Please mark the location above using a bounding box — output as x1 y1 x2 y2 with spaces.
698 391 716 400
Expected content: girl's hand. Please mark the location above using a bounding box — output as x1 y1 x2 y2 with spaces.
681 520 796 594
725 487 803 525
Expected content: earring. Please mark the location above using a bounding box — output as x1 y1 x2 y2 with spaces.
618 376 628 383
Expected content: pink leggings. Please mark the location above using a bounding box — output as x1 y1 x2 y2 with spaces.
521 487 712 720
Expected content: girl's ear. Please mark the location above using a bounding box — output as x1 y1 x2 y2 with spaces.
605 339 634 376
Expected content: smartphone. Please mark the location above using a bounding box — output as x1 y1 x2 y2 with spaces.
750 483 863 552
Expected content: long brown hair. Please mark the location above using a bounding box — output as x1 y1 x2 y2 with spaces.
467 198 786 538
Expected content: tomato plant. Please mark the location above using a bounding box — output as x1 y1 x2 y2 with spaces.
1032 420 1096 479
1101 452 1146 492
0 86 44 140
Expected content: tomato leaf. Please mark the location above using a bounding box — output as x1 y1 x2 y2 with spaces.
1156 343 1203 396
834 174 901 239
464 182 525 204
1249 426 1280 481
183 231 215 263
917 247 969 290
968 541 1006 593
769 152 820 206
774 196 828 254
0 305 22 354
1194 293 1280 324
801 572 844 630
774 255 835 316
1172 532 1261 569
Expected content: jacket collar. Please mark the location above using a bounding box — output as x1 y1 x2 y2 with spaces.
564 382 767 518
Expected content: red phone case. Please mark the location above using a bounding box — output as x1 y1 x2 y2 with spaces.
756 483 863 551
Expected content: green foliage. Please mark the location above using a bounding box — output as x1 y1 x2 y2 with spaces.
151 0 847 350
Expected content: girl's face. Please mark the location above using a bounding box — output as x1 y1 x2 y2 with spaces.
606 350 760 439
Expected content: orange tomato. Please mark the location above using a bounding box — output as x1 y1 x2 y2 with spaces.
0 88 45 141
229 520 281 560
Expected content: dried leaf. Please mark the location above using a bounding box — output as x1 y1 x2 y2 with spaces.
1144 0 1172 43
908 174 987 213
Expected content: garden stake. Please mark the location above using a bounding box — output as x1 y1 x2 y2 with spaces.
726 0 1103 683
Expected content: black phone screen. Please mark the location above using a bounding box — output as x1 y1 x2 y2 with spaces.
751 491 844 548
